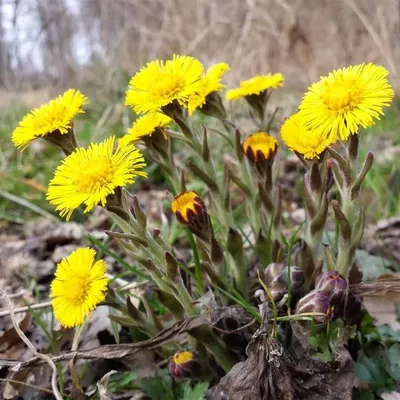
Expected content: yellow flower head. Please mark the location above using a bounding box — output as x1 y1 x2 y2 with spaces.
173 351 194 365
299 63 394 141
171 191 205 224
168 350 196 379
280 113 334 159
187 63 230 115
12 89 87 150
125 55 204 114
120 113 172 146
242 132 278 163
47 136 147 220
50 247 109 328
226 73 284 101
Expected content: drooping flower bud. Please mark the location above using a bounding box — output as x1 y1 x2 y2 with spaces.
263 262 285 286
315 271 347 306
269 280 287 302
295 289 332 323
242 132 278 165
277 266 305 291
168 350 198 381
171 191 211 241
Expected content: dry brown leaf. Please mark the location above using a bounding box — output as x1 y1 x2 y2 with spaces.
207 304 353 400
97 370 117 400
351 274 400 330
0 313 31 353
363 217 400 265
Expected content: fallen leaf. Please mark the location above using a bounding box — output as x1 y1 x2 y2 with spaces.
0 313 31 353
351 274 400 330
98 370 117 400
362 218 400 265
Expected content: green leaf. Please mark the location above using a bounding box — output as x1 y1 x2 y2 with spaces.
355 250 393 281
352 389 374 400
0 188 58 221
354 360 375 384
181 382 209 400
354 356 390 386
384 344 400 381
142 375 174 400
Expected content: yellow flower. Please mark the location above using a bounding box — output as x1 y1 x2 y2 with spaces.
299 63 394 141
226 73 284 101
281 113 334 159
125 55 204 115
168 350 197 379
12 89 87 150
171 191 211 241
171 191 205 224
187 63 230 115
120 113 172 146
173 351 194 365
50 247 108 328
47 136 147 220
242 132 278 163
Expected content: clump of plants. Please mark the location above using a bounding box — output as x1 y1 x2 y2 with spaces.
8 57 398 398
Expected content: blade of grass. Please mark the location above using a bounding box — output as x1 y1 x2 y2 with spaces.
0 188 58 221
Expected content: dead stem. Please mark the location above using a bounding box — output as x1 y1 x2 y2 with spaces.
0 290 63 400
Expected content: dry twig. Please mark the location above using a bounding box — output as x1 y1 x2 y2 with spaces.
0 290 63 400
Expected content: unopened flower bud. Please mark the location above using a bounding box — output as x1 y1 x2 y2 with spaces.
269 280 287 302
171 191 211 241
277 266 305 291
295 289 332 323
168 350 198 381
315 271 347 306
198 91 227 120
264 262 285 286
242 132 278 164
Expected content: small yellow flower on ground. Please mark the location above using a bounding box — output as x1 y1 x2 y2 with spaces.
242 132 278 163
50 247 109 328
187 63 230 115
173 351 194 365
47 136 147 220
120 113 172 146
280 112 334 159
125 55 204 115
168 350 197 380
226 73 284 101
299 63 394 141
12 89 87 150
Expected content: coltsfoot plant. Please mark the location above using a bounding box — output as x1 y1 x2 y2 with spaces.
11 57 395 398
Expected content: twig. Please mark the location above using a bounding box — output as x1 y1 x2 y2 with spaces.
0 277 145 318
0 290 63 400
0 378 65 396
0 301 52 318
0 315 209 369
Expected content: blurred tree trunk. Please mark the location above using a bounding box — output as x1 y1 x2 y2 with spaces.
36 0 75 86
0 0 11 86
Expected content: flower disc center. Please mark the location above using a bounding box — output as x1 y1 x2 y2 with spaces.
152 73 185 101
321 78 364 113
65 275 90 305
77 157 114 193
